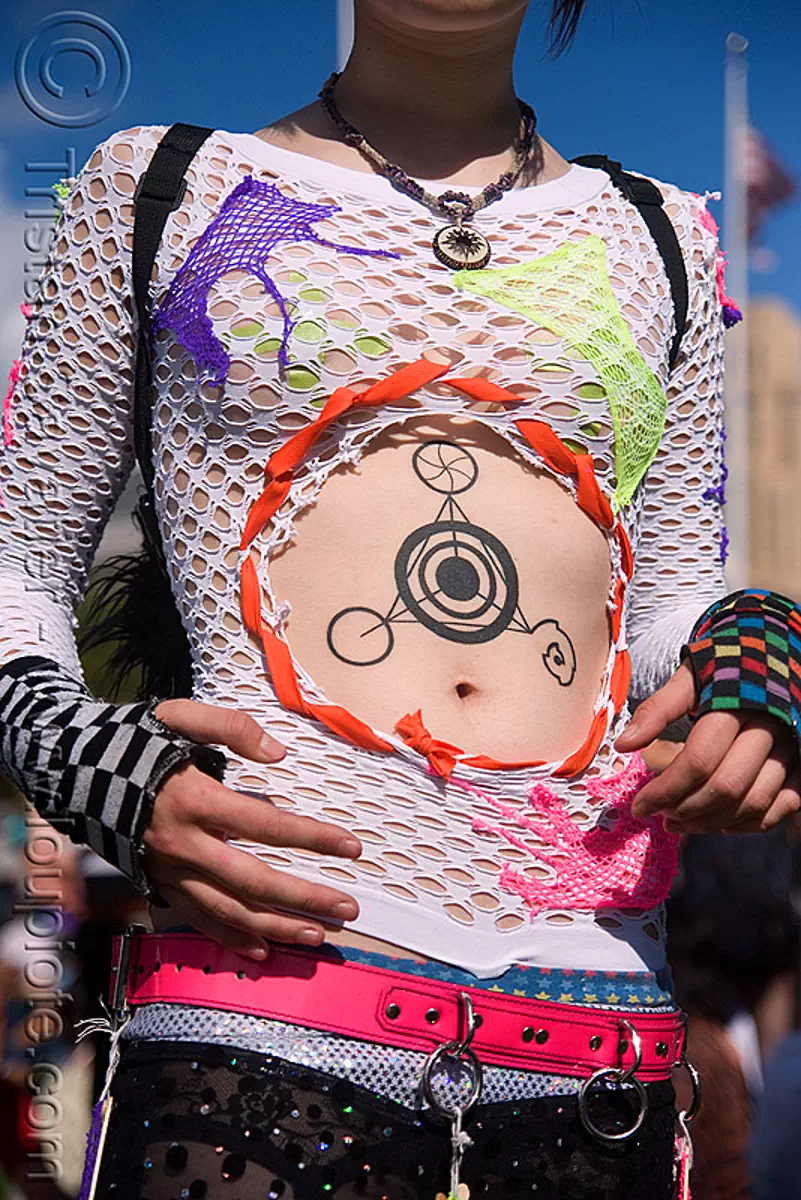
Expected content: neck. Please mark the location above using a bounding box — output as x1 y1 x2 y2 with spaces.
335 6 527 179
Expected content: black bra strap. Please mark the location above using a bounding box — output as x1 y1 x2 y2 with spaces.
132 121 214 488
571 154 689 373
131 122 214 570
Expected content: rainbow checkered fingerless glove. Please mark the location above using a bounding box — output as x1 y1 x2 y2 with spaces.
680 589 801 744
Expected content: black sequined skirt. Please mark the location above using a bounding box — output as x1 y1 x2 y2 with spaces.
92 1038 678 1199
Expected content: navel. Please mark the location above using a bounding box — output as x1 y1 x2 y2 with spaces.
455 681 479 700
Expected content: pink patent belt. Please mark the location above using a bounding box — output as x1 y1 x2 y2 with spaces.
111 928 686 1082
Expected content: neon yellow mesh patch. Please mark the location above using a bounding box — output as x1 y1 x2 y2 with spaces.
455 235 667 508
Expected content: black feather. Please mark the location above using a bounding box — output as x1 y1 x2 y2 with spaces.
79 549 193 702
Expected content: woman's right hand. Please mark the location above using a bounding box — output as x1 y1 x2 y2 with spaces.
141 700 362 960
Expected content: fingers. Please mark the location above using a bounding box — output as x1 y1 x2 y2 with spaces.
615 662 696 752
155 699 285 763
159 903 271 960
656 719 777 827
194 833 360 924
755 766 801 831
159 868 334 958
674 758 801 836
156 880 270 960
631 710 742 818
712 743 790 831
192 782 362 859
655 717 799 834
145 768 364 933
146 804 361 926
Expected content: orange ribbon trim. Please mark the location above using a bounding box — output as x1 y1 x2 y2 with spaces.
240 360 449 553
611 578 626 643
241 558 392 750
610 649 632 711
239 358 632 781
553 708 610 779
450 381 615 531
461 753 546 772
617 525 634 579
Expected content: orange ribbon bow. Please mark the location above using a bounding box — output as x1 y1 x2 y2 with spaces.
394 709 464 780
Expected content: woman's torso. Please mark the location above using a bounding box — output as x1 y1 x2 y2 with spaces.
95 123 689 975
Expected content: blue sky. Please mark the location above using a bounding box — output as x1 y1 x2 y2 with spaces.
1 0 799 340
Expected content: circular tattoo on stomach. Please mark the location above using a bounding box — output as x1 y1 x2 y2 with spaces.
326 439 577 685
412 440 478 494
395 520 518 643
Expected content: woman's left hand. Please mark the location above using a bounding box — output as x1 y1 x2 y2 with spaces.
615 660 801 833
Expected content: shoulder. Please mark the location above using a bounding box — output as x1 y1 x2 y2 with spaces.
625 166 726 277
623 167 735 323
81 124 173 178
55 125 173 224
77 122 236 193
64 123 227 232
46 126 171 258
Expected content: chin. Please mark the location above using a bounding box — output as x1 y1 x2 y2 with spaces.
358 0 530 34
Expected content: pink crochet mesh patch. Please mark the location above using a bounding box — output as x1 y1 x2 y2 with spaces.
470 754 679 916
2 305 32 452
695 195 742 328
2 360 22 450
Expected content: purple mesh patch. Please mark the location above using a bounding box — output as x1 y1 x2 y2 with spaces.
151 175 399 385
703 423 729 565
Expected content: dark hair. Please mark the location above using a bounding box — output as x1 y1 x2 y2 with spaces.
548 0 588 53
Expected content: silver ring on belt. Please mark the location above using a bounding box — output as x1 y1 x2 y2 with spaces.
578 1018 649 1145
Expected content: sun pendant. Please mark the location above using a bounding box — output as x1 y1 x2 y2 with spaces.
432 223 491 271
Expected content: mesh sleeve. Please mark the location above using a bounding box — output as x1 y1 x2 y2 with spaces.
0 126 226 890
626 186 731 704
0 130 141 672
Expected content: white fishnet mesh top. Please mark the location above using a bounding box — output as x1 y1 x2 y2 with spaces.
0 125 728 977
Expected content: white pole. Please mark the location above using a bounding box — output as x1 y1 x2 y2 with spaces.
723 32 750 589
337 0 354 70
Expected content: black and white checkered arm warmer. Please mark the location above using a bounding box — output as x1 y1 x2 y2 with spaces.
0 657 226 894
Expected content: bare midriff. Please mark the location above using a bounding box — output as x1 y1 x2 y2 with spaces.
267 413 613 960
270 414 611 761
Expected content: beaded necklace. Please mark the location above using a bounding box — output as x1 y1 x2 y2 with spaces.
318 71 538 271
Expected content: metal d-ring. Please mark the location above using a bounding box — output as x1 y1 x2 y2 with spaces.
578 1067 649 1145
421 991 484 1119
577 1019 649 1145
675 1054 702 1123
452 990 479 1056
110 922 147 1026
617 1019 643 1081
